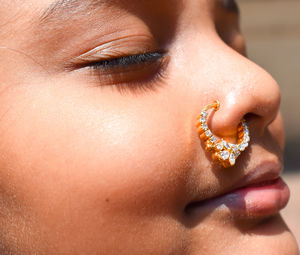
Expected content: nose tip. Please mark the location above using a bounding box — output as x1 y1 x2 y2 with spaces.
208 68 281 140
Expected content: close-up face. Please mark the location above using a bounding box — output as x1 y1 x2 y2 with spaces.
0 0 298 254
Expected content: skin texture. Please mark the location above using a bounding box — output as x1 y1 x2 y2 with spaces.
0 0 298 254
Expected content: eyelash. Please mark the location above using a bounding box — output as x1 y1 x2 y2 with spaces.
89 52 164 69
86 52 169 93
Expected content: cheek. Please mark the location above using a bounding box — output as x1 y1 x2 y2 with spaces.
0 83 194 251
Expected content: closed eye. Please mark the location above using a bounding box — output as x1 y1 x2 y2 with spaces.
73 51 169 94
88 52 165 69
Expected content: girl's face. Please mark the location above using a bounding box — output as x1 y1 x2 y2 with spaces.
0 0 298 254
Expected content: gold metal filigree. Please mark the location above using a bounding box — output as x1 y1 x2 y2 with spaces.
196 101 250 168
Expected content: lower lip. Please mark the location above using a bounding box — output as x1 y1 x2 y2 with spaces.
190 178 290 217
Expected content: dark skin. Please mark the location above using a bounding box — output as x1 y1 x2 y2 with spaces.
0 0 298 254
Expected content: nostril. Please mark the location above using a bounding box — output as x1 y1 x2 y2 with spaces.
243 113 259 124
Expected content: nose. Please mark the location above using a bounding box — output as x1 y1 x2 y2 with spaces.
200 48 281 140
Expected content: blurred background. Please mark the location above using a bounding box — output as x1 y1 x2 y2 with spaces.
237 0 300 246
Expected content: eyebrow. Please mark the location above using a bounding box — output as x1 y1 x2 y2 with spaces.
40 0 112 23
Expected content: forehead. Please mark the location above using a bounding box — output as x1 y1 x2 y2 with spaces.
0 0 186 41
2 0 216 19
0 0 231 33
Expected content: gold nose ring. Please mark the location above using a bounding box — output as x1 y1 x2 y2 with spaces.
196 100 250 168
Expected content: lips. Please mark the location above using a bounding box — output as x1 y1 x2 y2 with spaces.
186 158 290 218
186 177 290 217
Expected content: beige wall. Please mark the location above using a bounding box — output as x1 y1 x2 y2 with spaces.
237 0 300 170
237 0 300 246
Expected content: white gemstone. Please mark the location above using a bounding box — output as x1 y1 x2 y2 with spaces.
244 129 249 136
243 135 250 143
220 151 230 160
232 145 238 152
201 111 208 117
229 153 236 166
238 143 243 151
222 141 231 150
202 123 208 130
239 142 248 151
231 145 240 157
228 143 235 148
205 130 212 137
210 136 217 143
216 143 223 151
234 150 240 157
200 117 206 123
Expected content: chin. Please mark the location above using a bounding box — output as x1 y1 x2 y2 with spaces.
241 214 299 255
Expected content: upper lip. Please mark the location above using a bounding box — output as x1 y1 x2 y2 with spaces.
188 158 283 206
240 160 283 189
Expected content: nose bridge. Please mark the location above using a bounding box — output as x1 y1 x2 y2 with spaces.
192 43 281 139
